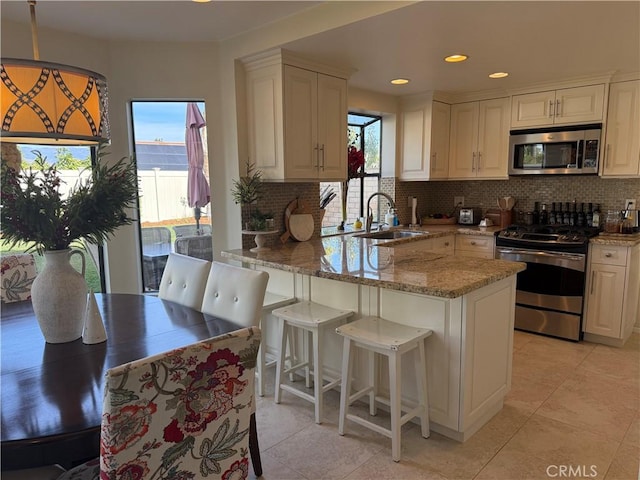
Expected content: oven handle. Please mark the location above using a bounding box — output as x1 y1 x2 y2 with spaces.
495 247 586 271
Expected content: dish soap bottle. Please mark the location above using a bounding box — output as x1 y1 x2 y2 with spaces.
384 208 395 227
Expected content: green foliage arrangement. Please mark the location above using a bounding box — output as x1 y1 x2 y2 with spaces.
1 143 139 254
231 161 264 206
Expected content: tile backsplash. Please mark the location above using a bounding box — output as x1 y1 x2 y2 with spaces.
254 176 639 243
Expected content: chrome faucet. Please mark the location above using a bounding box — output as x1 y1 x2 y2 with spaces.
365 192 396 232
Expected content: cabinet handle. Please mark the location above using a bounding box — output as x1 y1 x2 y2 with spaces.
604 253 612 258
471 241 477 245
472 152 476 171
314 144 320 169
590 270 595 295
549 100 554 118
477 151 482 170
444 242 450 247
556 99 561 117
320 144 325 171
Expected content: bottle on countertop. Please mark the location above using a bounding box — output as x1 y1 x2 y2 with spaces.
540 203 548 225
586 202 594 227
533 202 540 225
577 203 586 227
592 204 601 229
569 200 578 226
563 202 571 225
549 202 557 225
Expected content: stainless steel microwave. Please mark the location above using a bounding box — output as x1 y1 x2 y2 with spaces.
508 124 601 175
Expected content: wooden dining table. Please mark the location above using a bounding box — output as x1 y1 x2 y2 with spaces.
1 293 261 474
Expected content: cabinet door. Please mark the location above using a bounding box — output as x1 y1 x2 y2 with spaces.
430 101 451 179
283 65 318 180
449 102 479 178
510 91 556 128
584 263 625 337
317 73 347 180
476 98 509 179
555 84 605 125
399 107 428 180
245 64 284 180
603 80 640 177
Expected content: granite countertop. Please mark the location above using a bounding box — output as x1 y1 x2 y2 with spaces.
590 232 640 246
223 228 525 299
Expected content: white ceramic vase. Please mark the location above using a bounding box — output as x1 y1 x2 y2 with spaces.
31 249 88 343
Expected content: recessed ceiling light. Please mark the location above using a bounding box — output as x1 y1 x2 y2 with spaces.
489 72 509 79
192 0 211 3
390 78 410 85
444 54 468 63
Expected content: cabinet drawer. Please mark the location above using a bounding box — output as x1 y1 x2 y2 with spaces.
432 235 455 254
590 245 628 266
455 235 494 254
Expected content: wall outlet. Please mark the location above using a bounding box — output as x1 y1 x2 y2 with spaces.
454 196 465 207
625 199 637 211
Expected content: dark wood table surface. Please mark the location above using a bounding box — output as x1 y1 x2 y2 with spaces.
1 293 249 470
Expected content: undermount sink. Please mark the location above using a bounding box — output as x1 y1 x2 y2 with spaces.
354 230 428 241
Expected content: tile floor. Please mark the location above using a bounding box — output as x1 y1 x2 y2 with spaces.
252 330 640 480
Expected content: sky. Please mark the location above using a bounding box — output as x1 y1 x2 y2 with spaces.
18 101 206 161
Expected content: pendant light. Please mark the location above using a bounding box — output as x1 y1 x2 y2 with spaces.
0 1 110 145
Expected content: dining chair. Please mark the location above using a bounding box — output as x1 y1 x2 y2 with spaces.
1 253 37 303
174 234 213 261
158 253 211 310
57 326 262 480
201 261 269 328
141 226 172 290
173 223 212 237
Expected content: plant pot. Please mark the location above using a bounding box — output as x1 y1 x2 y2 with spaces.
31 249 88 343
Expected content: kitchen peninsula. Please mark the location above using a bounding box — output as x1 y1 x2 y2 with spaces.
223 231 526 441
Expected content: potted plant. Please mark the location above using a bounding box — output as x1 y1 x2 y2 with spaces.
0 143 138 343
231 161 266 230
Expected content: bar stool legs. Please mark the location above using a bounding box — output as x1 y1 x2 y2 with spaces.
272 301 353 424
337 316 433 462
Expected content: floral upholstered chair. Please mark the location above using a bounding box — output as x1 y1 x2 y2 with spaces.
58 326 261 480
1 253 37 303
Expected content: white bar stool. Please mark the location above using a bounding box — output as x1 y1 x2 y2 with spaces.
336 316 432 462
257 292 297 397
272 301 353 424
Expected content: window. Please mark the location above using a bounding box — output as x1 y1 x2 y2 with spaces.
130 101 209 292
320 113 381 230
0 144 105 292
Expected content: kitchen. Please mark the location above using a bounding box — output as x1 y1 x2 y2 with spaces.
1 1 639 477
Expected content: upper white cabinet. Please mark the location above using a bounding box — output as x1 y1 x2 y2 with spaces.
602 80 640 177
244 51 349 181
511 84 605 129
399 98 450 181
448 98 509 179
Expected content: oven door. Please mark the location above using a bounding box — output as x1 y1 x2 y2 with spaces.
495 247 586 314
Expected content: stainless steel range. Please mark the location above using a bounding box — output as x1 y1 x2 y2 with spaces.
495 224 600 341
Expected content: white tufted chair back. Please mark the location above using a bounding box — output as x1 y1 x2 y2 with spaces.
201 261 269 328
158 253 211 310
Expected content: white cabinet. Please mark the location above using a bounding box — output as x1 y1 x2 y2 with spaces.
244 52 348 181
390 234 455 255
584 243 640 346
602 80 640 177
455 234 495 259
511 84 605 128
399 99 450 180
448 98 509 179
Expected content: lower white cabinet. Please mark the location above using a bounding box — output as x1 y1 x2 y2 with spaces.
584 243 640 346
455 234 495 259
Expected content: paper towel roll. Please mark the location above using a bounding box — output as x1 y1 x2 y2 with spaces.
411 197 418 225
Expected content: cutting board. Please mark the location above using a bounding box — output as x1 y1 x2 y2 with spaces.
289 213 314 241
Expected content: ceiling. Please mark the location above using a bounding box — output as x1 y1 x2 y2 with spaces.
2 1 639 96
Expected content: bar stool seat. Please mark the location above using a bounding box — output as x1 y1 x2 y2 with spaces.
272 301 353 424
336 316 432 462
257 292 297 397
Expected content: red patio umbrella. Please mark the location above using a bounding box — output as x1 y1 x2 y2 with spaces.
185 102 210 231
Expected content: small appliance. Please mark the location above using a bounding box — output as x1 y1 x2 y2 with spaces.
458 208 482 225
